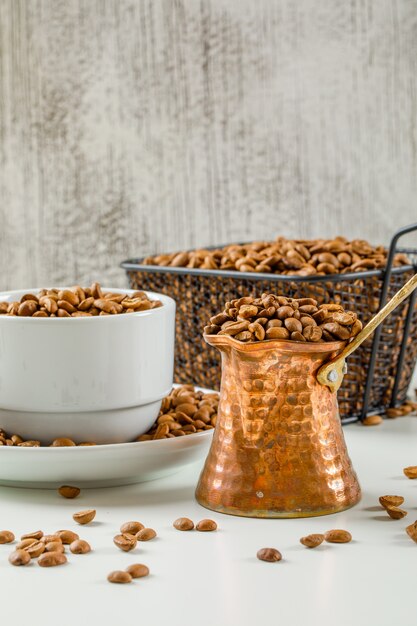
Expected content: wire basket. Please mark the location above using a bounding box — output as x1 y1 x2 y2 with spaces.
122 224 417 423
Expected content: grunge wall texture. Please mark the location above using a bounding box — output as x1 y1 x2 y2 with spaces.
0 0 416 289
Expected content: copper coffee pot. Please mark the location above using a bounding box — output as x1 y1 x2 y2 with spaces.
195 274 417 518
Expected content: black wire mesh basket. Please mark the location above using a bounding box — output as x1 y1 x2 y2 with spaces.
122 224 417 424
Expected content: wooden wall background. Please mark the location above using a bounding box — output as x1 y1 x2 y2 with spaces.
0 0 416 290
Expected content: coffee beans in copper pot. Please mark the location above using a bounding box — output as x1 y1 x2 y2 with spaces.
204 294 361 344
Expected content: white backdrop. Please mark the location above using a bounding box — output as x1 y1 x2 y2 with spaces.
0 0 416 290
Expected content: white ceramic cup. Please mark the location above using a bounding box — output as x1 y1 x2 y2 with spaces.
0 288 176 442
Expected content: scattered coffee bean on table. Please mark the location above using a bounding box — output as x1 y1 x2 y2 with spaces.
70 539 91 554
362 415 383 426
300 534 325 548
108 570 132 584
38 551 67 567
126 563 149 579
0 283 162 318
113 534 137 552
136 528 157 541
324 529 352 543
26 541 46 558
196 519 217 532
406 521 417 543
385 506 408 520
257 548 282 562
56 530 79 544
0 530 15 544
73 509 96 525
120 521 144 535
173 518 194 531
21 530 43 541
204 294 362 344
17 538 39 550
379 495 404 508
9 549 31 566
403 466 417 479
45 541 65 553
58 485 81 499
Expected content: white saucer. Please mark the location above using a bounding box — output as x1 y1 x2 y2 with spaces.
0 429 213 489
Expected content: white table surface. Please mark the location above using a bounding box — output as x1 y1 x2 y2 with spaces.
1 416 417 626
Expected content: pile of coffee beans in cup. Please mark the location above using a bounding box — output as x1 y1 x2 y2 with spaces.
143 236 410 276
204 293 362 343
0 386 219 447
0 283 162 317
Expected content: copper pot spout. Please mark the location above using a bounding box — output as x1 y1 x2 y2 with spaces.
195 335 361 518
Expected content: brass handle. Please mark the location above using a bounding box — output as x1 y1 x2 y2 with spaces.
317 273 417 392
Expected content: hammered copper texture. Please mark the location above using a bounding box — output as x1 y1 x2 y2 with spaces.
195 336 361 518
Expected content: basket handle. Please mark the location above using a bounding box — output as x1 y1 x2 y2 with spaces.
360 223 417 418
317 272 417 392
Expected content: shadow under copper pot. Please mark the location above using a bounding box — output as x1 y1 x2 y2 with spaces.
195 335 361 518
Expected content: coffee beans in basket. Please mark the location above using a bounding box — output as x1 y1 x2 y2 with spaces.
0 283 162 318
204 294 362 344
143 236 409 276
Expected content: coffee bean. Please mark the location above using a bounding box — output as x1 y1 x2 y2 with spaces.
26 541 46 558
403 466 417 479
256 548 282 562
173 518 194 531
406 521 417 543
9 549 31 566
196 519 217 532
324 529 352 543
113 534 137 552
21 530 43 541
56 530 78 544
300 534 324 548
125 563 149 578
362 414 383 426
136 528 157 541
108 570 132 584
386 506 408 520
379 495 404 508
73 509 96 525
0 530 15 544
70 539 91 554
38 551 67 567
50 438 77 447
58 485 81 499
120 521 144 535
45 542 65 553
